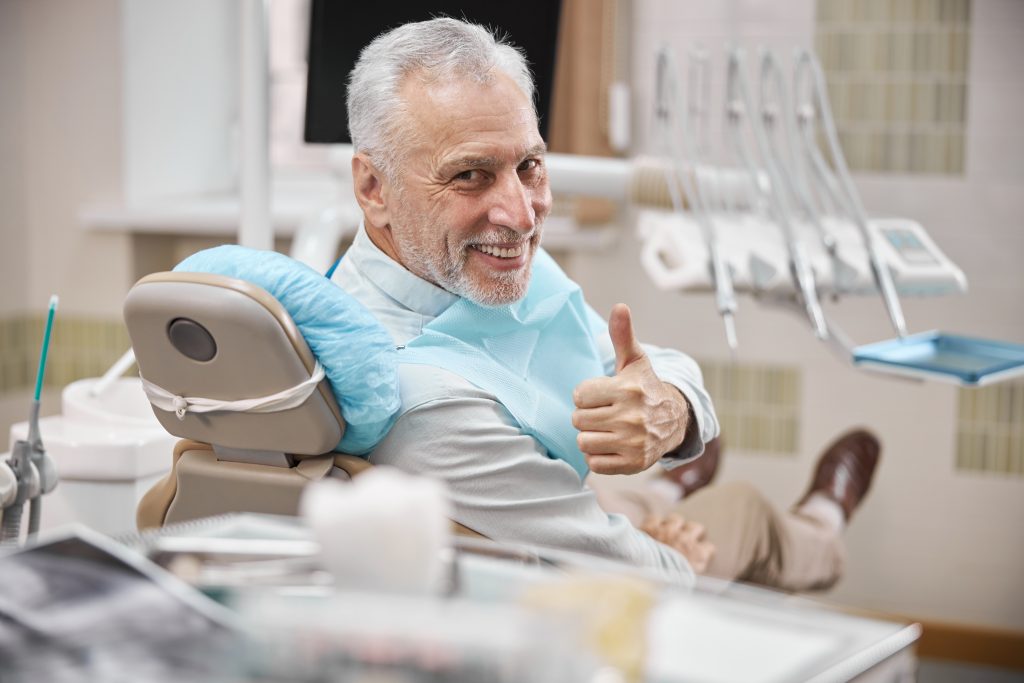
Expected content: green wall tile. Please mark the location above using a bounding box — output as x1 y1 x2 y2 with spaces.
698 359 801 455
0 313 130 396
815 0 969 174
955 382 1024 478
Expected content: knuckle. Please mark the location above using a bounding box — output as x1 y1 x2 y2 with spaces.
618 411 643 432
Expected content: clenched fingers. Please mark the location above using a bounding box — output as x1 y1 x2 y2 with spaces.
573 376 620 409
571 405 619 431
585 454 646 475
576 430 621 455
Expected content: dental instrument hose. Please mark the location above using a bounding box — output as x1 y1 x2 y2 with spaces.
1 296 58 544
27 296 58 537
655 47 739 351
795 50 907 339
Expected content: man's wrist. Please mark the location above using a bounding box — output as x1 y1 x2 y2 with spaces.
662 383 697 460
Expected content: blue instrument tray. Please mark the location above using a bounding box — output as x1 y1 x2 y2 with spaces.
853 332 1024 386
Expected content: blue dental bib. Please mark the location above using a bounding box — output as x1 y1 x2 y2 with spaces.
399 249 606 480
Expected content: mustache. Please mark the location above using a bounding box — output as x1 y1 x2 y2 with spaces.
465 226 542 248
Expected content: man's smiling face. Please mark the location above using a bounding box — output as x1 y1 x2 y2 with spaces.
383 71 552 306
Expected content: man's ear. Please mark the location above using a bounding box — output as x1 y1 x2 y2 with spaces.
351 153 392 228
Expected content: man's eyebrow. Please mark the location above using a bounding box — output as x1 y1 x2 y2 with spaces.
443 144 548 172
445 155 503 171
523 142 548 158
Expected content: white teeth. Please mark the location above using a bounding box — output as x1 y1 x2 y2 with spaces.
474 244 524 258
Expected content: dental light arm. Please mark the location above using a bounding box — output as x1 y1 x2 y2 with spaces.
794 49 908 340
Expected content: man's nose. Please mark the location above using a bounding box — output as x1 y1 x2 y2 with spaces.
487 173 537 233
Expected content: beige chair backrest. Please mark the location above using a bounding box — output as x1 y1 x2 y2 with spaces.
126 271 485 539
126 271 351 529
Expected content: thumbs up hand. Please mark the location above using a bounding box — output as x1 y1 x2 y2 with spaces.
572 304 691 475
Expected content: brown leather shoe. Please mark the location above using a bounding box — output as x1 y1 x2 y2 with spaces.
663 436 721 498
798 429 881 521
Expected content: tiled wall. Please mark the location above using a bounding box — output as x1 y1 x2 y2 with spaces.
0 314 129 393
815 0 971 173
957 380 1024 476
699 360 802 454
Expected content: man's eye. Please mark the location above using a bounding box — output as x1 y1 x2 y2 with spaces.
518 158 540 173
454 169 480 182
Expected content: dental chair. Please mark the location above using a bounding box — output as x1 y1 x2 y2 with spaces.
125 269 481 537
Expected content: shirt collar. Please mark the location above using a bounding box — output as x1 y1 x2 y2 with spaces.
347 223 458 318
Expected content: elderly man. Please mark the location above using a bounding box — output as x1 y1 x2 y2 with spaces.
332 17 878 589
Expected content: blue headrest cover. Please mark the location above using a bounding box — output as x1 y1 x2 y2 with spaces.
174 245 400 455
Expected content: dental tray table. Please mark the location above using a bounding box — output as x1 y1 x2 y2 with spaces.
853 332 1024 386
118 513 920 683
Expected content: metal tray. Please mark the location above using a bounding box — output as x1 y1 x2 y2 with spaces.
853 331 1024 386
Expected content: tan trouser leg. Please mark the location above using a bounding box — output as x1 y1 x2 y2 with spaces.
675 481 846 591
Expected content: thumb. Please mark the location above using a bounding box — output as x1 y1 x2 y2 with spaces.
609 303 646 373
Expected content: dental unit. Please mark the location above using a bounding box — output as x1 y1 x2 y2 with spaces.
635 47 1024 386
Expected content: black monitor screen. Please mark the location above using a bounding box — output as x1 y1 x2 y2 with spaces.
304 1 563 144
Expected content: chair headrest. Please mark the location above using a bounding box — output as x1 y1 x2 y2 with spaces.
124 272 345 456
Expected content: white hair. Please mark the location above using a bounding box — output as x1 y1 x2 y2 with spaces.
347 17 536 180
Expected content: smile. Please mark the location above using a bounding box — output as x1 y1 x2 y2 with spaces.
471 243 525 259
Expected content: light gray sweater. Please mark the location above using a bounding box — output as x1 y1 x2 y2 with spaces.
332 227 719 584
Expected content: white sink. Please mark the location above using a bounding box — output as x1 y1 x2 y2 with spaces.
62 377 163 428
8 377 173 479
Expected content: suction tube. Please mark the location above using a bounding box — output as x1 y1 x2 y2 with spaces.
1 295 59 544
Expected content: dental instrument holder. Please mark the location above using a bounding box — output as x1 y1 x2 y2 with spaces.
654 47 739 350
754 48 1024 386
640 48 1019 385
1 427 40 545
786 49 1024 384
1 297 59 545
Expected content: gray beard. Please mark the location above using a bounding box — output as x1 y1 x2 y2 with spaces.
399 226 538 307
